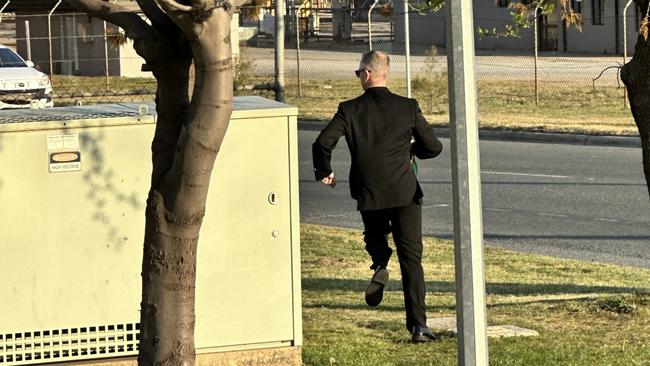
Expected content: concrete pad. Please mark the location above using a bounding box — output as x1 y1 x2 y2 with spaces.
66 347 302 366
427 317 539 338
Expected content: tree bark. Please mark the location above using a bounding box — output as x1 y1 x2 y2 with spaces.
621 0 650 198
139 6 234 364
65 1 235 365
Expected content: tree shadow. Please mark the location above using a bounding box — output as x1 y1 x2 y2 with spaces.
303 301 455 313
0 107 143 246
77 125 143 248
302 277 642 315
302 277 639 297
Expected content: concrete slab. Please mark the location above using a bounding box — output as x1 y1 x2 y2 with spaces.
427 317 539 338
66 347 302 366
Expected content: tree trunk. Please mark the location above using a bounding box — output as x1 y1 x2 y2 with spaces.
63 1 236 365
138 10 234 366
621 0 650 198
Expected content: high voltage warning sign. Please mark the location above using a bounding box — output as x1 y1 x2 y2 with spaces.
47 132 82 173
49 151 81 172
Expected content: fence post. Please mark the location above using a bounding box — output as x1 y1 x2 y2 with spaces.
533 5 540 106
0 1 10 24
403 0 411 97
368 0 378 50
25 20 31 61
48 0 63 78
623 0 633 107
72 15 79 73
104 21 110 87
296 0 307 97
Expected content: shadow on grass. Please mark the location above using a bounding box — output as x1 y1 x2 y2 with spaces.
302 277 638 297
302 277 639 315
302 292 604 324
303 301 455 312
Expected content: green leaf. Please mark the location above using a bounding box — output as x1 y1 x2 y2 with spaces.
541 2 556 15
426 0 445 11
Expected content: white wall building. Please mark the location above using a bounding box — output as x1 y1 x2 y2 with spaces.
394 0 641 55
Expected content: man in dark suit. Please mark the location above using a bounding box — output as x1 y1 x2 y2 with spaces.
312 50 443 342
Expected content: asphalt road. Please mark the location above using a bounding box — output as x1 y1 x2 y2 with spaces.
298 128 650 269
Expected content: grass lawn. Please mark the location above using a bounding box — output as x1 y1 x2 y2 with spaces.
53 73 638 136
239 76 638 136
54 73 637 136
300 224 650 365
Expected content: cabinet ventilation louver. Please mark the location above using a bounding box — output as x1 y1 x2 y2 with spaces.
0 323 139 365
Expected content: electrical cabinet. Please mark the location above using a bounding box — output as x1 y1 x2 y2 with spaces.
0 97 301 365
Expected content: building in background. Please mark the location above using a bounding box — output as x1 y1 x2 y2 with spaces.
394 0 640 55
5 0 148 77
4 0 241 77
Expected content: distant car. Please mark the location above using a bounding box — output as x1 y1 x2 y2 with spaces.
0 44 53 109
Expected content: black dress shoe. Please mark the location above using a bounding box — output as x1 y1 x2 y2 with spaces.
365 266 389 306
411 325 438 343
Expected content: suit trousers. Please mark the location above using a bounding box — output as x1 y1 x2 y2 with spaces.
360 201 427 332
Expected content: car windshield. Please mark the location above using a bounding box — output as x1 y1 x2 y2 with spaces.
0 49 26 67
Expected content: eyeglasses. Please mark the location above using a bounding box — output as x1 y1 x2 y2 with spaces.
355 69 371 77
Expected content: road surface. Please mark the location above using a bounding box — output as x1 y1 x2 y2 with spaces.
298 129 650 268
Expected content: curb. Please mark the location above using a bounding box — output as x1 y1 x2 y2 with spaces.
298 120 641 148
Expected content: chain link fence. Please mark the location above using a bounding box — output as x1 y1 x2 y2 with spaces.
237 4 631 123
0 12 156 109
0 9 632 119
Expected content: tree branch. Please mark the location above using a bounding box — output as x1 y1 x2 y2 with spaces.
157 0 193 12
65 0 151 39
136 0 177 28
156 0 235 15
233 0 251 8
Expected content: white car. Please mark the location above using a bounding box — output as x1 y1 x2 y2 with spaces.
0 44 53 109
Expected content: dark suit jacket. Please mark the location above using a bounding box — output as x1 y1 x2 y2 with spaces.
312 87 443 211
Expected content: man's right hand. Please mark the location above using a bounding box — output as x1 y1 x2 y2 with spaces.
321 172 337 188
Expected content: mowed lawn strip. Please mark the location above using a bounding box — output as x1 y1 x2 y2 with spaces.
59 74 636 136
238 76 637 136
301 224 650 366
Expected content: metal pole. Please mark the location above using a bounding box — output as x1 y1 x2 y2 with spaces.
48 0 63 79
275 0 285 102
368 0 378 50
104 21 110 87
534 6 539 106
72 15 79 72
0 1 10 24
624 0 633 63
615 0 621 54
623 0 633 107
445 0 488 364
404 0 411 97
25 20 31 61
297 0 307 97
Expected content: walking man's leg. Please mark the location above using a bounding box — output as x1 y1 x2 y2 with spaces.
361 209 392 306
391 202 436 341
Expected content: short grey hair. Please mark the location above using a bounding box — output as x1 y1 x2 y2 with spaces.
359 50 390 79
